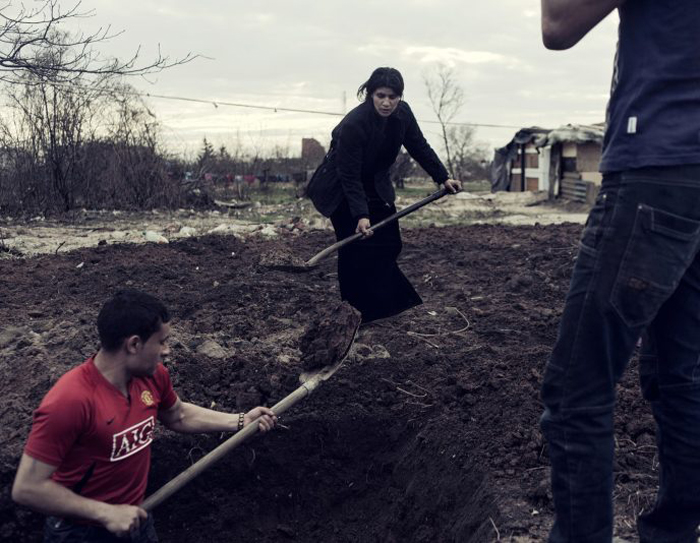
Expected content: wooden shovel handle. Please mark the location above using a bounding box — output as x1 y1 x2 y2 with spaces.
306 187 448 267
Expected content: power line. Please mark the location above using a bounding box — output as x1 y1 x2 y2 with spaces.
141 91 522 130
144 92 344 117
9 80 523 130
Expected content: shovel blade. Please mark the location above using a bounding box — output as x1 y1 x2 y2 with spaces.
299 320 360 384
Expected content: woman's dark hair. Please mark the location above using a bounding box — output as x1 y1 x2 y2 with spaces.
357 67 404 101
97 290 170 352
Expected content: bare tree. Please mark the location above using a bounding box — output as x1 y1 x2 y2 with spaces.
0 1 196 213
2 67 101 211
447 125 490 182
0 67 183 214
97 82 177 208
0 0 195 83
423 64 465 179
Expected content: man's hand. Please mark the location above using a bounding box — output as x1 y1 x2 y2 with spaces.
99 503 147 537
356 218 373 238
243 407 277 433
443 179 462 194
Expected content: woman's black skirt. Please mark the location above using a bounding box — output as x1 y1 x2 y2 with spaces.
330 198 422 323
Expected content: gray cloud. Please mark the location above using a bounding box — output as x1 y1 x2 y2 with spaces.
63 0 620 155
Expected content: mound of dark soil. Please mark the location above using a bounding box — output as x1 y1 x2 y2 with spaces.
0 224 656 542
299 302 361 371
257 247 309 271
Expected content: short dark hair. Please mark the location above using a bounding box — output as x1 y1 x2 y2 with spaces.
357 67 404 102
97 290 170 352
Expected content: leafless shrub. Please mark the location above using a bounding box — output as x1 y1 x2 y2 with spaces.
0 75 187 215
0 0 199 216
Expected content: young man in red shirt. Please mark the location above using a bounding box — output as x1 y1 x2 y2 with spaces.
12 290 277 542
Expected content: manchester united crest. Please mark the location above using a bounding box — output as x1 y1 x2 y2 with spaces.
141 390 155 407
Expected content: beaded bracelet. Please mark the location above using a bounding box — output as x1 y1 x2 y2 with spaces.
237 412 245 431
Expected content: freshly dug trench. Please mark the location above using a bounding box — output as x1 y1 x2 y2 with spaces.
152 413 499 543
299 302 361 371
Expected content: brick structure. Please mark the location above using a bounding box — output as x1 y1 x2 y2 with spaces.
301 138 326 168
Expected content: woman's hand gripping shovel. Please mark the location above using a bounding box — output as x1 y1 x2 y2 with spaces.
140 303 362 513
260 187 450 272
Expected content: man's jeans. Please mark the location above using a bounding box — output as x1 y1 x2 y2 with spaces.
541 166 700 543
44 514 158 543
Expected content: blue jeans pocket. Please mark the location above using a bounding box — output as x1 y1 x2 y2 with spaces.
611 204 700 328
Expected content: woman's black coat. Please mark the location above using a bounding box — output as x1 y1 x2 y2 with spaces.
306 100 449 221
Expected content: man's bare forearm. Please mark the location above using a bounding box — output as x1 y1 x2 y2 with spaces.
541 0 625 49
13 462 109 523
162 401 237 434
13 454 148 535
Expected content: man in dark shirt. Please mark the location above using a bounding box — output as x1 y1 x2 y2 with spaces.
540 1 700 542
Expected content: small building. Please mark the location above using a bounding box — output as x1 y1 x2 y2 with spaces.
301 138 326 168
491 124 605 204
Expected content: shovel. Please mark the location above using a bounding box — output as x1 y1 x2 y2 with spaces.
140 316 360 513
261 187 449 272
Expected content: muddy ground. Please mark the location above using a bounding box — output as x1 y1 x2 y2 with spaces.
0 223 656 542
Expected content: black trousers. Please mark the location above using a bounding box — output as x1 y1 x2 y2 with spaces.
330 199 422 323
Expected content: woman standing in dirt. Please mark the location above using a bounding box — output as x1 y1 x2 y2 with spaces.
306 67 461 323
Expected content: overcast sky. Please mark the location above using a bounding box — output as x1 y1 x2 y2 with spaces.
63 0 620 157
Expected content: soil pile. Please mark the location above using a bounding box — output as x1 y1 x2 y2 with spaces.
299 302 361 371
0 224 656 542
257 247 310 271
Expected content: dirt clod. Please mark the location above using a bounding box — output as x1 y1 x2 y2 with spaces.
299 302 361 371
258 248 309 271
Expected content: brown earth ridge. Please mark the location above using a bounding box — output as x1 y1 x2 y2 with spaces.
0 224 656 542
